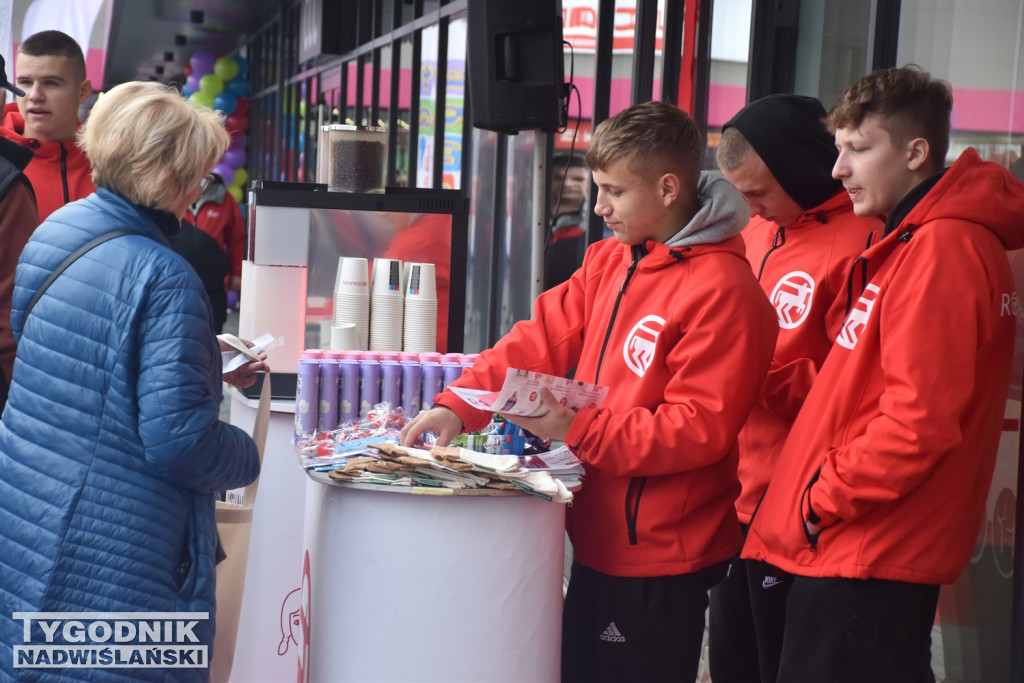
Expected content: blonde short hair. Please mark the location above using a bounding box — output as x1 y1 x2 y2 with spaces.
586 100 703 194
79 81 229 212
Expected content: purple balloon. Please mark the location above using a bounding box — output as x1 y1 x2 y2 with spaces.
189 50 217 75
222 147 247 168
186 72 201 94
230 132 248 150
214 161 235 180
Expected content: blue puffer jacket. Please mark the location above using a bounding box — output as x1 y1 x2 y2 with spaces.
0 188 260 682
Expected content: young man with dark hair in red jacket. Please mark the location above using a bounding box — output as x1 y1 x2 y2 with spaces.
708 94 882 683
744 66 1024 682
402 100 778 682
1 30 94 220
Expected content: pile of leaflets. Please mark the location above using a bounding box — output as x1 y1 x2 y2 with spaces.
323 443 575 503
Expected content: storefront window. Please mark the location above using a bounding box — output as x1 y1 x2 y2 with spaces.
707 0 752 164
416 25 441 188
897 3 1024 680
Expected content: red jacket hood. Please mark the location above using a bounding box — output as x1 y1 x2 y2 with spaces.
872 147 1024 254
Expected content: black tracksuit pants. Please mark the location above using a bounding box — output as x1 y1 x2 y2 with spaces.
561 560 727 682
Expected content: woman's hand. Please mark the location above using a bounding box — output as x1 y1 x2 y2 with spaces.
220 336 270 388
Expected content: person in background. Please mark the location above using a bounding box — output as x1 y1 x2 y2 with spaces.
179 171 246 333
544 151 590 289
402 100 778 682
0 81 267 680
743 65 1024 681
1 29 94 220
708 94 882 683
0 54 38 413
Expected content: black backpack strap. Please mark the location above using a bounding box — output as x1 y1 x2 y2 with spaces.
24 230 137 322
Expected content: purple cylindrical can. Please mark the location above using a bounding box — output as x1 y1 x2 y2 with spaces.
359 360 382 417
400 361 422 419
318 359 340 432
295 359 320 439
441 362 463 390
380 360 402 410
420 362 443 413
339 359 360 423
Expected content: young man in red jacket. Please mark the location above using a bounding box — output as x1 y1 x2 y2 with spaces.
1 30 94 220
743 66 1024 681
402 101 778 682
708 94 881 683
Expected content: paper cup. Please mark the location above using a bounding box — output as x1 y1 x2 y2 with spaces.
405 262 437 300
335 257 370 294
372 258 404 296
331 323 359 351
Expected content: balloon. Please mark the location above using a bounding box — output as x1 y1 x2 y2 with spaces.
189 51 216 75
199 74 224 96
298 99 307 118
223 147 247 168
186 72 201 95
225 76 249 97
188 91 214 109
232 167 249 188
213 92 237 114
214 161 235 180
184 63 193 78
234 56 249 78
228 185 243 203
234 97 249 116
214 56 239 82
224 112 249 135
182 82 194 97
229 132 247 150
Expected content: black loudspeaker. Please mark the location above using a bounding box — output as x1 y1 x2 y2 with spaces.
467 0 566 133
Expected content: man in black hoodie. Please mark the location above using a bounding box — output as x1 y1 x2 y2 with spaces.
708 94 882 683
0 54 38 411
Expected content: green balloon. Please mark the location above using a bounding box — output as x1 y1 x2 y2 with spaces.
199 73 224 96
189 91 214 109
214 56 240 82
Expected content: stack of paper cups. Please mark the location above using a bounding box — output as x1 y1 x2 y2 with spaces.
402 262 438 353
333 257 369 350
369 257 404 351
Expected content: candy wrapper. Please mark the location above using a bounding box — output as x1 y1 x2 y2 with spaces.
296 401 406 471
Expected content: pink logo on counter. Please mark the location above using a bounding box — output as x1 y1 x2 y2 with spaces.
623 315 665 377
770 271 815 329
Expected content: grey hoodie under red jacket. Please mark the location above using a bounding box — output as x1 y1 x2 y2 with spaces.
437 174 779 577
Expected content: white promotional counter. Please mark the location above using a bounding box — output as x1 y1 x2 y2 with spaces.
299 472 567 683
225 389 310 682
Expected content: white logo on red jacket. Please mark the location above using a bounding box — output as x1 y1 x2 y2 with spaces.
836 283 880 349
623 315 665 377
770 271 815 329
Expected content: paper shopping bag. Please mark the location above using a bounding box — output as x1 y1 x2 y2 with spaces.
210 376 270 683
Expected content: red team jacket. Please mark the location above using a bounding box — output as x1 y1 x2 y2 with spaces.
735 191 881 523
437 180 778 577
1 103 94 221
743 149 1024 584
